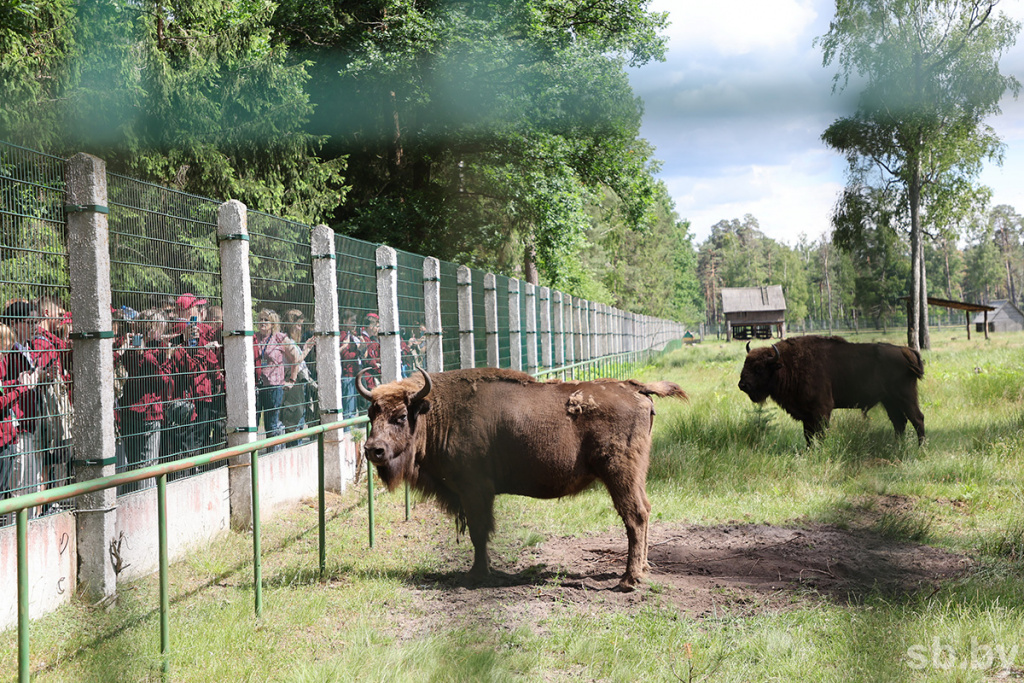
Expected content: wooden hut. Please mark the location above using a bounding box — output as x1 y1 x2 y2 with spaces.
721 285 786 342
972 299 1024 334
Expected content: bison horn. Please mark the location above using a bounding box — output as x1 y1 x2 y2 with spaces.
745 341 751 353
771 344 780 360
410 367 432 404
356 368 374 400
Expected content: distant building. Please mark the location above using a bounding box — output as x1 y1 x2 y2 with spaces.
971 299 1024 333
721 286 787 342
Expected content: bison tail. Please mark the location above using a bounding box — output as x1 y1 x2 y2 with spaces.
637 381 689 400
901 347 925 379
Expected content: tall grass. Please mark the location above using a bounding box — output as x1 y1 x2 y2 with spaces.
4 330 1024 681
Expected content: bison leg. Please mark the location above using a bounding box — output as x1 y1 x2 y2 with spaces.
802 417 828 445
909 408 925 445
882 401 908 439
603 472 652 591
884 399 925 445
461 493 496 579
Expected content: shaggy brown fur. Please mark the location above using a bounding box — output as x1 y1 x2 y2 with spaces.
738 335 925 445
360 367 687 590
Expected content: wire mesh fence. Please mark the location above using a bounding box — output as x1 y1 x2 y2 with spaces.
438 259 460 371
494 273 511 368
470 267 488 368
108 173 225 488
1 142 72 518
395 248 426 377
249 212 317 450
335 234 378 422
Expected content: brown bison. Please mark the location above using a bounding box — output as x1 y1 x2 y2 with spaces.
738 335 925 445
357 367 688 590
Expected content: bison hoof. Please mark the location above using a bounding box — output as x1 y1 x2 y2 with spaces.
616 575 640 592
467 564 490 582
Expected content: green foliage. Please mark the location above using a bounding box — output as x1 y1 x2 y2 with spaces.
0 0 75 150
583 182 703 322
283 0 669 290
965 213 1005 302
1 0 346 225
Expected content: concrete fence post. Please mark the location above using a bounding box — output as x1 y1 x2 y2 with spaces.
375 246 401 384
484 273 498 368
539 287 551 370
66 153 117 602
524 283 537 375
423 257 443 372
508 279 521 372
588 302 598 360
568 296 578 366
217 200 258 531
585 299 593 362
609 306 616 355
552 291 565 367
620 309 627 354
457 266 475 369
311 225 351 491
620 309 626 353
611 307 619 355
606 307 614 356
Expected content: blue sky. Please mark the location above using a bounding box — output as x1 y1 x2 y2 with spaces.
629 0 1024 247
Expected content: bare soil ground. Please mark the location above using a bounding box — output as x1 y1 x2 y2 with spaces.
383 500 972 638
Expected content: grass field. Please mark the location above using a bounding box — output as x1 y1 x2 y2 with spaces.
4 329 1024 682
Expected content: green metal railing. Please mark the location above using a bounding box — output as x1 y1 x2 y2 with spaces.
533 348 655 382
1 416 368 682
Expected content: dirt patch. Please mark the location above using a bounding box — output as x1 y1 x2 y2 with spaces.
398 518 972 636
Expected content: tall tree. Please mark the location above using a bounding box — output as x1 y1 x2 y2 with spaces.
831 185 913 330
818 0 1020 350
274 0 668 288
989 203 1022 303
964 217 1003 302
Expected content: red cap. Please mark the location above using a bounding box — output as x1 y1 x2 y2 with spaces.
176 293 208 311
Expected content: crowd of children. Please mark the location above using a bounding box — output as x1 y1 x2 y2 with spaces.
0 294 426 519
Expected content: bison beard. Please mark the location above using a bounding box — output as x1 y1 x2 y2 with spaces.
359 367 688 591
738 335 925 445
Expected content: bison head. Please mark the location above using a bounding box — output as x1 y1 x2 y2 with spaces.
738 343 780 404
359 368 432 490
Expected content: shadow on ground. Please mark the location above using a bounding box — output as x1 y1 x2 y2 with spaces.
400 519 971 632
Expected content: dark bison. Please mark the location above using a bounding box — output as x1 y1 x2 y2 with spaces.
738 335 925 445
357 367 687 590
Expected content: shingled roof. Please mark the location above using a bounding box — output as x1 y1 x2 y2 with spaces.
721 286 786 314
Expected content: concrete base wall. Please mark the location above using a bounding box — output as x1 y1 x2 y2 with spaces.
0 433 361 632
0 512 77 630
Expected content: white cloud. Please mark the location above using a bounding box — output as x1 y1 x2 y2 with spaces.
664 151 845 245
652 0 819 57
634 0 1024 248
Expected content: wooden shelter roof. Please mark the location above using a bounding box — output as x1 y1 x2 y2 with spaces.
721 286 787 314
911 297 996 313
